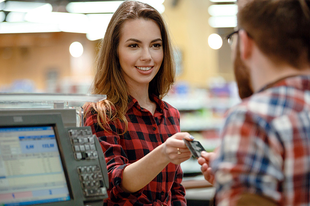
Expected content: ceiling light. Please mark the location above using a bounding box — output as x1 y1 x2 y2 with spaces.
208 33 223 50
25 12 88 24
208 4 237 16
59 22 89 34
86 14 113 41
66 1 123 13
67 0 165 14
4 1 51 12
6 12 25 22
0 1 5 10
0 11 5 22
0 22 60 34
208 16 237 28
69 42 84 58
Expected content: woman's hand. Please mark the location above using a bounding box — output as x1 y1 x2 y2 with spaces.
161 132 193 165
198 151 215 184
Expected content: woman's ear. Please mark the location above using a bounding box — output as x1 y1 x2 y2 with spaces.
239 30 253 61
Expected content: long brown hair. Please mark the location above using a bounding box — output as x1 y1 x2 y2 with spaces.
84 1 175 132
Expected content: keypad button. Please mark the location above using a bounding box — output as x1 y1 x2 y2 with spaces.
88 136 95 143
74 145 80 152
75 152 82 160
93 151 98 159
86 130 92 135
77 166 85 174
81 174 88 181
80 145 85 151
71 139 78 144
98 187 107 195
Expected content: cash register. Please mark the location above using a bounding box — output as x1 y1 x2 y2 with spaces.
0 93 109 206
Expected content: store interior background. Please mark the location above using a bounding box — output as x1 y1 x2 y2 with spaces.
0 0 239 204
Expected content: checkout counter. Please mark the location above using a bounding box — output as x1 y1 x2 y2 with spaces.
0 93 215 206
0 93 109 206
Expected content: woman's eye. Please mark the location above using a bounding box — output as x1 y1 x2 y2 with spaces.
152 43 162 48
129 44 138 48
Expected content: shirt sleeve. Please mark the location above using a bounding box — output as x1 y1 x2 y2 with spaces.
211 109 284 206
84 108 143 202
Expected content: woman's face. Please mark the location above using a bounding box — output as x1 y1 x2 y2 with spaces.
118 18 163 90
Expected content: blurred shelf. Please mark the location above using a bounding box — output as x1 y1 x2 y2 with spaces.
180 117 224 131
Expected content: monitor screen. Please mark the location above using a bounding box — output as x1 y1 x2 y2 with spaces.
0 126 71 206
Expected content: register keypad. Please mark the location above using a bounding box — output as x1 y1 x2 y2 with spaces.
77 165 107 197
68 128 98 161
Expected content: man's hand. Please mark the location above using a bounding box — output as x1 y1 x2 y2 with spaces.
198 151 215 184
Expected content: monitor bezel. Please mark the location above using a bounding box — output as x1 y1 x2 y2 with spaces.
0 113 77 206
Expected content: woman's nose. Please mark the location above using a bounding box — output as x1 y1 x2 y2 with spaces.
140 48 152 61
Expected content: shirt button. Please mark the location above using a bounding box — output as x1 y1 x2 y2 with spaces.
153 127 156 131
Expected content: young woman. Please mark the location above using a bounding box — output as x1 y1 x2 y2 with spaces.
84 1 193 205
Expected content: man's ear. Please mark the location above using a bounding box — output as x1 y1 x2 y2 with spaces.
239 30 253 61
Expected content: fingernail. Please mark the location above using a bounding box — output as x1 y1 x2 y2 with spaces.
189 135 194 140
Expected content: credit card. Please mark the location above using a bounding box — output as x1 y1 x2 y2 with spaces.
183 139 206 158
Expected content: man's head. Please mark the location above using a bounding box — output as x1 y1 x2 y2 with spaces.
238 0 310 69
232 0 310 99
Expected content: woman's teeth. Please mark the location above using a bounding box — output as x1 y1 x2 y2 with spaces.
136 66 152 71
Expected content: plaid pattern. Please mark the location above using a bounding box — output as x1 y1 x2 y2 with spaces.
211 75 310 206
84 95 186 206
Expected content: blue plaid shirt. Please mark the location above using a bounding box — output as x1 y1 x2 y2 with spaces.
211 75 310 205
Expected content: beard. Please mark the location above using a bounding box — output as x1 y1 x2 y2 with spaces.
233 43 254 99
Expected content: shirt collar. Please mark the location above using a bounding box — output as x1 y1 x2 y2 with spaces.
257 75 310 93
127 94 168 112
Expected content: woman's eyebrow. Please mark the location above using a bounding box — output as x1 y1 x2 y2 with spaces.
125 38 162 43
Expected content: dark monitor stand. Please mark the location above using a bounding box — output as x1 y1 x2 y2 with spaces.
0 113 109 206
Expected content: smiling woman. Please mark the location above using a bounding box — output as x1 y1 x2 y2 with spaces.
82 1 193 206
118 18 163 93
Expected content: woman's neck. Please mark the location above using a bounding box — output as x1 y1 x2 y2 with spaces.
129 86 156 115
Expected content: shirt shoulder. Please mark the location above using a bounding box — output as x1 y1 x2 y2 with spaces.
228 85 310 123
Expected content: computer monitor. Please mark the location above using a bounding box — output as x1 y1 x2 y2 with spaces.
0 113 109 206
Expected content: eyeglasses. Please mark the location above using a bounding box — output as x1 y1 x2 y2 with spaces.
226 29 240 46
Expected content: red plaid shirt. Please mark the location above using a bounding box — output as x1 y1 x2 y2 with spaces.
84 95 186 206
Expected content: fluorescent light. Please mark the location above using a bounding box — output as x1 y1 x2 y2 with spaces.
4 1 51 12
0 1 5 10
208 4 237 16
208 16 237 28
6 12 25 22
66 1 123 13
67 0 165 14
0 22 60 33
210 0 236 2
86 14 113 41
0 11 5 22
25 12 88 24
59 22 89 33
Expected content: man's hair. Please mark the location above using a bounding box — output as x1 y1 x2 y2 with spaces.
238 0 310 69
